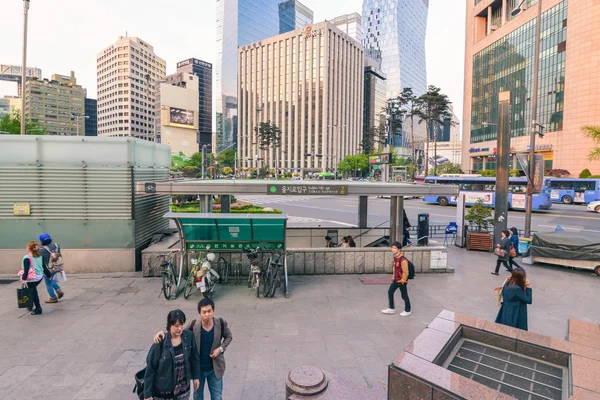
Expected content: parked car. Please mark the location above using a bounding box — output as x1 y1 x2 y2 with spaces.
587 200 600 213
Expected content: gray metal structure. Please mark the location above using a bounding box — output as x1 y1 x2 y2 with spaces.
494 91 511 244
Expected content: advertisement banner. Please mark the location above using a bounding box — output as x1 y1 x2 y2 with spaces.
517 154 544 194
575 192 585 203
169 107 195 129
551 190 559 200
462 192 493 205
368 153 391 165
512 194 526 209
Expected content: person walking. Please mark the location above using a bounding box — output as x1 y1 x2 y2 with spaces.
39 233 64 304
402 209 411 247
492 229 512 275
325 236 335 248
154 298 233 400
495 267 532 331
381 241 411 317
508 227 522 270
18 241 48 315
144 309 200 400
339 237 349 248
347 236 356 248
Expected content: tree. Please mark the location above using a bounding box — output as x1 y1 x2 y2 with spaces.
397 88 420 180
0 110 46 135
180 166 199 178
362 125 386 154
546 169 571 178
216 149 236 169
480 170 496 177
222 166 233 175
580 168 592 178
416 86 453 177
254 121 282 178
465 199 493 233
583 125 600 160
436 162 463 175
338 154 369 176
188 152 214 176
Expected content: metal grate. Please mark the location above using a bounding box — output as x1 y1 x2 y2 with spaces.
446 340 566 400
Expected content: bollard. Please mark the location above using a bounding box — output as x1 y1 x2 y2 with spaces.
285 366 328 398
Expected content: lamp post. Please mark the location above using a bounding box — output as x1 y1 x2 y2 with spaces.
60 112 89 136
512 0 542 238
255 106 262 178
20 0 30 136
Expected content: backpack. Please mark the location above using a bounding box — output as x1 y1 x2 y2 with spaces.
400 256 415 280
43 244 64 272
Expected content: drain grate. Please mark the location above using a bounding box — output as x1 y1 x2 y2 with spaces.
446 340 566 400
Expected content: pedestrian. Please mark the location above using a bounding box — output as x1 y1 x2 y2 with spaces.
347 236 356 248
339 237 349 248
402 209 411 247
381 241 411 317
144 309 200 400
492 229 512 275
325 236 335 248
154 298 233 400
18 241 49 315
38 233 65 304
495 267 532 331
508 227 522 270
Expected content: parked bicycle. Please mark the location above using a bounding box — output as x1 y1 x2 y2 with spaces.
183 250 219 300
216 256 230 284
262 250 290 298
243 247 262 297
158 249 179 300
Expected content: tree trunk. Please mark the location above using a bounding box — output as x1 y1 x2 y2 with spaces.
434 122 438 176
410 115 415 180
425 119 430 176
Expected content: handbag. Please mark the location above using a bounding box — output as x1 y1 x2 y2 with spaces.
494 247 506 257
132 367 146 400
18 255 37 281
54 271 67 282
17 285 34 309
494 279 508 307
510 244 517 258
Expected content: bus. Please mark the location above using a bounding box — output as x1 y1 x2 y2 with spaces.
423 176 553 211
548 178 600 204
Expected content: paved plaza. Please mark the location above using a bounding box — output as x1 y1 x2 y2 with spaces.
1 247 599 399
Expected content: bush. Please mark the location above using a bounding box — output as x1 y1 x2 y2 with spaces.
180 166 199 178
509 169 521 177
590 175 600 179
480 170 496 177
580 168 592 178
546 169 571 178
465 199 493 233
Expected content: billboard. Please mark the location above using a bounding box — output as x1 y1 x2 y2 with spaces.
368 153 391 165
169 107 195 129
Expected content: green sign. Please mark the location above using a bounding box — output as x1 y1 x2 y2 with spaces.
267 184 348 195
186 242 284 251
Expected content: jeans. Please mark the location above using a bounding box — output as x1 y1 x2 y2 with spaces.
495 259 511 274
509 257 521 270
43 274 61 298
27 279 42 310
388 281 411 312
194 370 223 400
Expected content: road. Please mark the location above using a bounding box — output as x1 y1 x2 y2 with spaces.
238 195 600 237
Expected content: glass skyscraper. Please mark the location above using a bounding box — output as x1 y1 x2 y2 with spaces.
362 0 429 98
278 0 313 35
215 0 313 152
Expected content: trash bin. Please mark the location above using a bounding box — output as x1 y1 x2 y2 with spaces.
417 213 429 246
518 238 531 255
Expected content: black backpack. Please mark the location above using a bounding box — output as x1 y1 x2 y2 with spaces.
401 256 415 280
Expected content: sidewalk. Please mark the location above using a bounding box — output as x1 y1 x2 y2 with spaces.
0 247 598 399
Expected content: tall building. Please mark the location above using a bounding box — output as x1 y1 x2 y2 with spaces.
428 106 461 166
362 0 429 98
85 97 98 136
215 0 314 152
0 98 10 119
96 36 166 140
363 56 387 153
238 22 365 175
279 0 314 34
155 72 199 157
176 58 213 152
24 72 85 135
463 0 600 175
332 13 364 45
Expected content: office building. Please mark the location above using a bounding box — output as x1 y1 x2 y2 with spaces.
176 58 213 152
96 36 166 140
0 64 42 97
332 13 363 45
0 98 10 119
85 97 98 136
362 0 429 98
463 0 600 175
363 56 387 152
279 0 314 34
24 72 85 135
216 0 314 152
155 72 199 157
428 106 461 166
238 22 364 175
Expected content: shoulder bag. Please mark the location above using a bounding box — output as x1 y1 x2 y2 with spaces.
494 278 508 307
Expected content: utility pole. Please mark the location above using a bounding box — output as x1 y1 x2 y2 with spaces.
145 74 151 141
20 0 30 135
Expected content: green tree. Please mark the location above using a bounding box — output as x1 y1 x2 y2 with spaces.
180 166 199 178
480 170 496 177
0 110 46 135
580 168 592 178
362 125 386 154
216 149 236 169
338 154 369 176
583 125 600 160
396 88 420 180
465 199 493 233
254 121 282 178
188 152 214 170
222 166 233 175
436 163 464 175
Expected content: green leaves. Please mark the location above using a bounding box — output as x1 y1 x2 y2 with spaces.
0 109 46 135
582 125 600 161
337 154 369 174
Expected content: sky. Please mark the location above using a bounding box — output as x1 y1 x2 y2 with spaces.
0 0 465 121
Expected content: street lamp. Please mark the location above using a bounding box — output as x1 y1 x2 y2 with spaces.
60 112 89 136
512 0 543 238
20 0 30 136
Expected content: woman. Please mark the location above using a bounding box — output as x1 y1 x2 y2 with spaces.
19 241 47 315
339 237 349 248
144 309 200 400
492 229 512 275
508 227 522 270
495 267 532 331
347 236 356 248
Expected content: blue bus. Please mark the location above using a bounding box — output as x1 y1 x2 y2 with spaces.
423 176 552 211
548 178 600 204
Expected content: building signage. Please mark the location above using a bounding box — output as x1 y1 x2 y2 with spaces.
268 184 348 195
526 144 553 152
144 183 157 194
13 203 30 216
469 147 490 153
169 107 195 129
187 242 284 251
368 153 391 164
176 58 212 69
303 26 324 39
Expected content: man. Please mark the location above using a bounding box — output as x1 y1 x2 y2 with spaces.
38 233 64 303
325 236 335 248
154 298 232 400
402 209 411 247
381 241 411 316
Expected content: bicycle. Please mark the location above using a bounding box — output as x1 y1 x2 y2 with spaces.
216 256 230 284
243 247 262 297
158 250 179 300
262 250 290 298
183 251 204 299
184 251 218 300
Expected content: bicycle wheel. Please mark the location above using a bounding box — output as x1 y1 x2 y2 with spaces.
162 268 175 300
268 268 280 298
183 272 195 299
262 266 273 298
217 257 229 284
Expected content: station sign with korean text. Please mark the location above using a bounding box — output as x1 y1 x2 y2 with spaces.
368 153 391 164
267 184 348 195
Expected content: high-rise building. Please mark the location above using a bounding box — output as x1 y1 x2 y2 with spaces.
215 0 314 152
463 0 600 175
279 0 314 34
0 98 10 119
363 56 387 153
24 71 85 135
176 58 213 152
332 13 363 45
362 0 429 98
85 97 98 136
155 72 199 157
238 22 364 175
96 36 166 140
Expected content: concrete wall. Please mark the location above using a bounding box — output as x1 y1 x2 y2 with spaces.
286 227 389 248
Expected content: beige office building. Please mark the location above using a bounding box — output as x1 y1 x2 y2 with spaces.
96 36 166 140
24 72 85 135
463 0 600 175
238 21 364 174
155 72 199 157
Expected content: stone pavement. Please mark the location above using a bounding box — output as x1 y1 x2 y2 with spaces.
0 247 598 400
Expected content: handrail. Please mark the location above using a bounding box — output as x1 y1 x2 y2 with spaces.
354 220 390 240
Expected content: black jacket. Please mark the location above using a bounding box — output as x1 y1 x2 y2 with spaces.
143 330 200 398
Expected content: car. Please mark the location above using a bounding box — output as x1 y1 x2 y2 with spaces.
587 200 600 213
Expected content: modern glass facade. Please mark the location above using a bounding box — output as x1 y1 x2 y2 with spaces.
84 98 98 136
362 0 428 98
279 0 313 35
363 62 387 152
470 0 567 144
332 13 363 45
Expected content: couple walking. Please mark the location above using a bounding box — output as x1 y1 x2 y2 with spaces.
492 227 521 275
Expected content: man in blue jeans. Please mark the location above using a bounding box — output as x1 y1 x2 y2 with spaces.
154 298 232 399
39 233 64 303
